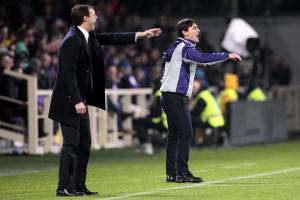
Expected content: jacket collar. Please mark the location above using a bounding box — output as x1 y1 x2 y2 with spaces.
177 37 197 47
71 26 90 56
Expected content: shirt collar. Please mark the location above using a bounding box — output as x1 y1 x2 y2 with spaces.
177 37 197 47
77 26 89 42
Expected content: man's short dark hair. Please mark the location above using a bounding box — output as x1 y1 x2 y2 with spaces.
71 4 93 26
176 18 196 38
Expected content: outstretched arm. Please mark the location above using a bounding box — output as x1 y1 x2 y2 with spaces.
95 28 162 45
96 32 136 45
136 28 162 39
183 46 242 66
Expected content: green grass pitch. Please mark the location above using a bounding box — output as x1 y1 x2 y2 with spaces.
1 140 300 200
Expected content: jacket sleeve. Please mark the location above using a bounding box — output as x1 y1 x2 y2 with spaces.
60 36 82 105
96 32 136 45
182 46 229 66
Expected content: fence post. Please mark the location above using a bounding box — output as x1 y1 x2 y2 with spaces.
107 94 119 146
89 106 101 149
122 95 132 146
137 94 148 117
27 76 39 154
98 108 107 148
44 95 53 153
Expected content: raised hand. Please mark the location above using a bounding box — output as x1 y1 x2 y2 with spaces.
137 28 162 39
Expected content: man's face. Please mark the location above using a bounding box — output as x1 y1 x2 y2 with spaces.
1 55 13 69
183 23 200 43
107 66 118 82
84 8 98 31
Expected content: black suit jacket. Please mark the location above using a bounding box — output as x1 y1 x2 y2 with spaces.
48 26 136 126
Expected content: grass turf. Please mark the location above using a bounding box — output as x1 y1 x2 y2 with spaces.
1 140 300 200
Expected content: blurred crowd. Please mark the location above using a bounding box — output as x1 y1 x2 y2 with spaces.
0 0 293 152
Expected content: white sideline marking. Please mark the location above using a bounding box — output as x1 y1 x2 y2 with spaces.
223 163 256 169
0 168 56 177
0 165 140 178
98 167 300 200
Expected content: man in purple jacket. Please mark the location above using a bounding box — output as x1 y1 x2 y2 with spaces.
160 18 241 183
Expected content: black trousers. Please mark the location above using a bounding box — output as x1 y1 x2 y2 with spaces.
58 114 91 190
161 92 193 176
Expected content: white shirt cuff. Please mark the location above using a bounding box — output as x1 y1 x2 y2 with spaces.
135 32 140 42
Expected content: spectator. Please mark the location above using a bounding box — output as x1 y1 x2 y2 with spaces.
247 80 268 101
105 65 133 129
133 78 168 155
0 52 26 126
133 67 149 88
118 61 139 88
38 53 53 89
191 78 226 147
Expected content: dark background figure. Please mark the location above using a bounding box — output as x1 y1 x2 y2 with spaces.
191 78 226 147
133 78 168 155
271 57 291 86
0 52 19 123
0 52 27 129
105 65 134 131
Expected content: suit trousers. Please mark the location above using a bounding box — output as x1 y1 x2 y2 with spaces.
58 113 91 190
161 92 193 176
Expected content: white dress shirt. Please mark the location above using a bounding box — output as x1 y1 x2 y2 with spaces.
77 26 89 43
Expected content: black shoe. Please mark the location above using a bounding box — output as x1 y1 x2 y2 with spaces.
77 186 99 196
166 175 176 182
56 189 84 196
176 171 203 183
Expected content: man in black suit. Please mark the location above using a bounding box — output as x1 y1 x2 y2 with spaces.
48 4 161 196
